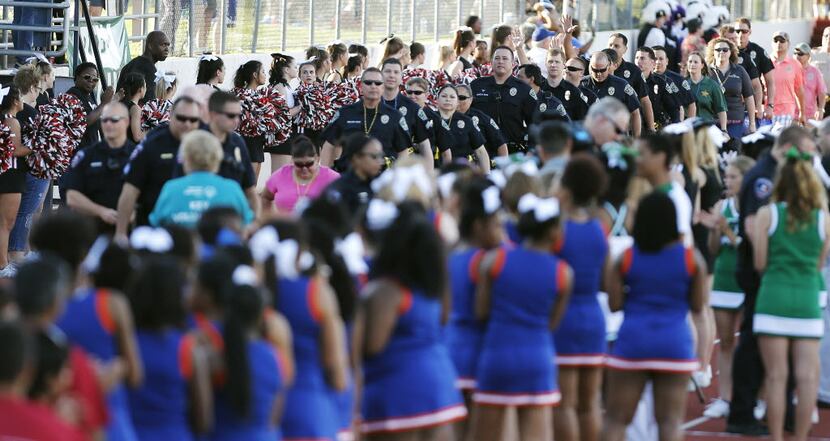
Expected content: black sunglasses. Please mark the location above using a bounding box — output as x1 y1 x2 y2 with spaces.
457 95 470 101
736 29 749 34
294 160 315 169
82 75 100 82
405 89 425 95
175 115 200 123
714 47 731 53
566 65 584 72
101 116 126 124
590 66 608 73
363 80 383 86
773 37 787 43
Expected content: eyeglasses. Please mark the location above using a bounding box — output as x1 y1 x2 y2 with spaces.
405 89 425 95
457 95 470 101
590 66 608 73
566 65 584 72
736 29 750 34
82 75 99 82
714 47 731 53
175 115 200 124
773 37 787 43
795 51 807 57
293 160 316 169
218 111 240 119
601 112 626 136
363 80 383 86
101 116 126 124
358 151 383 160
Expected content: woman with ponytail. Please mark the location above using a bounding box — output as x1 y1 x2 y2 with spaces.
265 53 300 173
196 54 225 89
232 60 271 179
0 85 28 277
325 41 349 84
752 144 830 441
454 28 477 71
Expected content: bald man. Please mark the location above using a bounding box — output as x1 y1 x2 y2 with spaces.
117 31 171 104
64 102 136 232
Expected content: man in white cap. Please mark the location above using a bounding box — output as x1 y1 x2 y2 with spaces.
769 31 805 126
794 42 827 122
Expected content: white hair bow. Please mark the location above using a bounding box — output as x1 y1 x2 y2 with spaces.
348 53 361 58
457 26 473 32
306 56 318 63
365 198 399 230
249 226 313 279
518 193 560 222
504 159 539 179
232 265 258 286
371 163 434 202
0 87 11 103
706 124 727 148
82 236 110 273
482 186 502 214
335 233 369 275
662 119 693 135
488 170 507 188
24 53 49 64
200 54 219 62
436 172 457 200
130 226 174 253
154 71 176 85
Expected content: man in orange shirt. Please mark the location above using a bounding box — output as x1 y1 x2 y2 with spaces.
770 31 805 126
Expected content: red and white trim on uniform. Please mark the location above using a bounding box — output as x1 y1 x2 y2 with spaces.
556 354 606 366
455 377 477 390
337 430 355 441
360 404 468 434
284 437 334 441
605 356 699 373
473 390 562 406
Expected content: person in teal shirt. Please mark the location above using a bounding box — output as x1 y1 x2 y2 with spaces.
150 131 254 228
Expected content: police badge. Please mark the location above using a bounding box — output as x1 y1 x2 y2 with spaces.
624 70 631 78
540 103 547 112
457 120 465 129
565 90 571 101
608 86 616 96
654 84 659 94
399 106 407 116
510 87 517 96
380 114 390 124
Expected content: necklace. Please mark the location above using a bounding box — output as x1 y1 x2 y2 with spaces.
712 64 728 94
363 105 378 134
294 169 318 199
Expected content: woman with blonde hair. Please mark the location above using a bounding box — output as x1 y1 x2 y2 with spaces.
325 41 348 84
378 36 411 67
436 45 458 75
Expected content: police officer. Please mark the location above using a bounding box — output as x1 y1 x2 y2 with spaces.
64 102 135 232
608 34 654 135
457 83 508 160
470 46 536 153
404 77 455 168
324 133 384 219
581 51 640 134
734 18 776 121
116 95 201 239
516 63 570 123
380 58 433 167
635 47 679 129
542 48 596 121
320 67 411 168
653 45 697 119
172 91 258 213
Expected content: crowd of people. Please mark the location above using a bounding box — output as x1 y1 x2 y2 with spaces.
3 0 830 440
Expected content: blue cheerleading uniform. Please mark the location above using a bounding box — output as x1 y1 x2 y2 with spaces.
361 287 467 434
57 288 138 441
474 247 568 406
552 219 609 367
129 329 197 441
445 248 486 390
504 219 521 245
276 277 339 441
211 340 283 441
606 244 699 373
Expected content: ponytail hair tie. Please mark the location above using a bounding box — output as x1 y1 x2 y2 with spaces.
785 146 812 161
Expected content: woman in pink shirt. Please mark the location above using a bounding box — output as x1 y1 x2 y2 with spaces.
261 135 339 214
770 31 806 126
795 42 828 122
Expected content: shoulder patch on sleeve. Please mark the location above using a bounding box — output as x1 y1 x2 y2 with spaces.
580 93 588 103
754 177 773 200
529 89 537 100
624 84 635 96
417 108 427 121
399 117 409 132
489 118 500 130
682 80 691 91
71 150 85 168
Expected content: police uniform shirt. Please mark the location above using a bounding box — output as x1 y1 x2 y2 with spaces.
63 140 136 210
745 41 775 76
615 61 649 99
442 112 486 158
465 108 507 159
663 69 695 109
469 75 537 149
324 169 374 218
322 100 411 158
382 93 431 146
124 125 182 225
423 106 455 154
172 130 256 190
736 149 777 275
541 78 594 121
581 74 640 112
533 89 571 123
66 86 101 148
646 73 680 126
737 47 761 80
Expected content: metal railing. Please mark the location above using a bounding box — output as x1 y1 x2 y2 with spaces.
0 0 71 61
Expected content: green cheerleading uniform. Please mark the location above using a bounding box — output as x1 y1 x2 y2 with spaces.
754 203 825 338
711 198 744 310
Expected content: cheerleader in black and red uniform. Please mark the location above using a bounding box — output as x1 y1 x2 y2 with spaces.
141 71 176 133
263 53 298 173
232 60 278 180
0 85 25 278
294 59 335 148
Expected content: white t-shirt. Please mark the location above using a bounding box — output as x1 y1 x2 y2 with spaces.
527 47 549 79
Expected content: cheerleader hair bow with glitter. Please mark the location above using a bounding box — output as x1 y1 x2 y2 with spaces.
200 53 219 62
24 53 49 64
365 199 399 231
335 232 369 275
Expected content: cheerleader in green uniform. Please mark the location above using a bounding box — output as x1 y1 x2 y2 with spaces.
752 147 830 441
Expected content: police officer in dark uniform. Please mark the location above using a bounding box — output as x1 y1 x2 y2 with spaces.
653 45 697 119
607 34 654 135
116 95 202 239
517 63 570 123
380 58 433 164
581 51 640 134
470 46 537 153
320 67 412 169
457 83 508 160
542 48 595 121
324 132 384 219
728 128 811 435
635 47 679 129
64 102 135 233
403 77 455 168
734 18 776 120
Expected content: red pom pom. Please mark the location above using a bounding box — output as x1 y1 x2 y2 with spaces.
262 85 292 147
0 122 14 174
295 83 335 132
25 93 88 179
140 99 172 132
328 80 360 111
233 87 281 138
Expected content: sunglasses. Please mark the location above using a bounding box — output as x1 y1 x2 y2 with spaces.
590 66 608 73
101 116 126 124
363 80 383 86
405 89 425 95
294 160 316 169
773 37 787 43
219 111 240 119
736 29 750 34
566 65 584 72
795 51 807 56
175 115 200 123
601 112 626 135
82 75 100 82
714 47 731 53
457 95 470 101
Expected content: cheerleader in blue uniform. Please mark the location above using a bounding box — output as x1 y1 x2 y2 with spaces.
551 155 609 441
127 256 212 441
211 269 286 441
259 220 347 441
469 194 573 441
355 202 467 438
602 192 706 441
